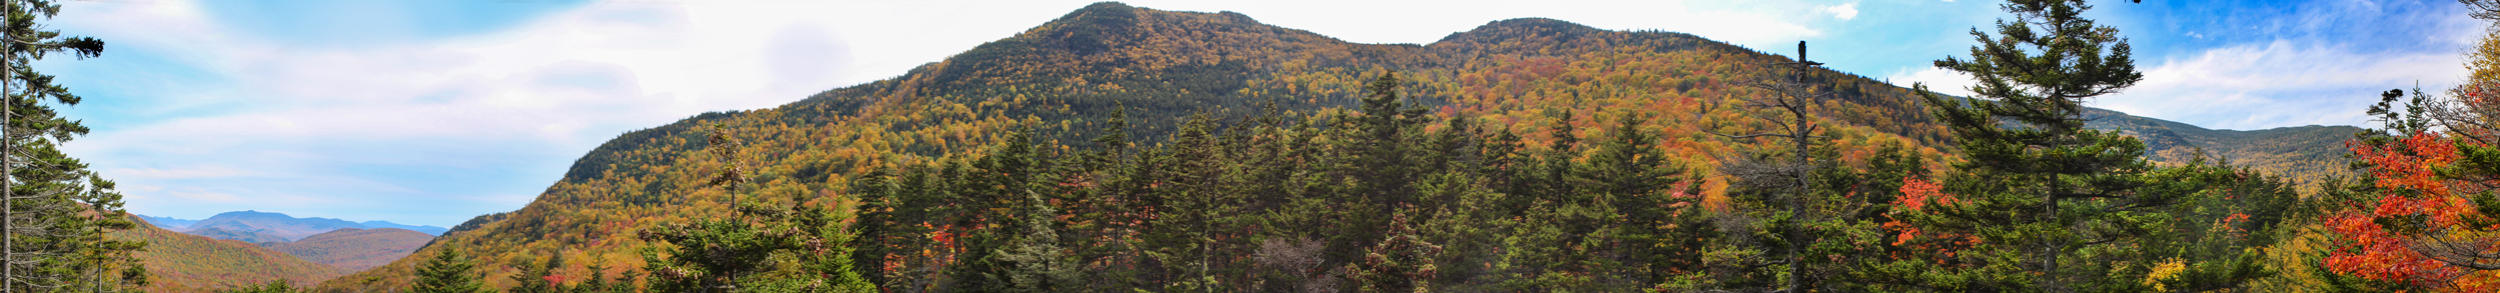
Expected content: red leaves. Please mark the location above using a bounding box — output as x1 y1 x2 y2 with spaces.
2325 131 2500 289
1895 177 1951 212
1883 177 1975 258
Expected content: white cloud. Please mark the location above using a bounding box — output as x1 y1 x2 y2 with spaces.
49 0 898 225
1885 66 1977 98
2101 40 2464 130
1826 2 1859 21
1885 41 2464 130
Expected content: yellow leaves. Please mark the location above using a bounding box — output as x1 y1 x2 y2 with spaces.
2143 258 2186 292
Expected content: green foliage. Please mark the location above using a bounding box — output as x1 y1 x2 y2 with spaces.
319 3 2339 291
0 0 143 292
411 246 486 293
1863 0 2286 291
219 280 305 293
637 127 875 292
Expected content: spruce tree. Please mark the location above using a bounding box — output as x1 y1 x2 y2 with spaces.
1882 0 2178 291
411 247 486 293
847 166 897 287
638 125 874 292
0 0 142 291
1345 209 1441 293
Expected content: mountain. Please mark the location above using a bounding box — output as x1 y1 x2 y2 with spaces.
319 2 2354 291
138 214 199 230
185 211 365 242
269 228 434 272
110 216 344 292
183 226 289 245
357 221 450 235
182 211 448 243
2086 109 2359 187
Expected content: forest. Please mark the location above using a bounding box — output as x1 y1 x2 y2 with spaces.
3 0 2498 292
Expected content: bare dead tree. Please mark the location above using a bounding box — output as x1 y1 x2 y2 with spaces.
1701 41 1831 293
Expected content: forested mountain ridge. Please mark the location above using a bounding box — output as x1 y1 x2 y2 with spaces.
319 2 2347 291
181 211 449 244
2083 109 2357 187
269 228 434 272
108 216 344 292
140 214 199 230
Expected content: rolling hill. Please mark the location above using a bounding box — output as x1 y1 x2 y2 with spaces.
182 211 448 244
110 217 344 292
183 226 288 245
139 214 199 230
318 2 2358 291
269 228 435 272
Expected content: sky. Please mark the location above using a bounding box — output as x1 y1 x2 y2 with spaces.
37 0 2484 227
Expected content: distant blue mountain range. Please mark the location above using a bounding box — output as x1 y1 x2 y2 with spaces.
136 211 448 244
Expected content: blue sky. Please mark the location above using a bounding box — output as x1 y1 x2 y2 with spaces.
39 0 2483 227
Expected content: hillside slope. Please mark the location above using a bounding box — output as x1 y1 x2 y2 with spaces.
111 217 344 292
2085 109 2358 185
320 2 2353 291
270 228 434 272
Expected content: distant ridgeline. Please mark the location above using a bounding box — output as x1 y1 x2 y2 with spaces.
133 210 441 288
317 2 2354 291
142 210 447 244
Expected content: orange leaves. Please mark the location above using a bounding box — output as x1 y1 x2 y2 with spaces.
2354 133 2461 200
2326 131 2500 289
1883 177 1974 256
1895 177 1951 212
1881 221 1921 246
2321 210 2449 282
1886 177 1949 246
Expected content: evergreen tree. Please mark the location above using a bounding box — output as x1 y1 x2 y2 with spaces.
1584 113 1698 286
1413 170 1505 289
847 166 897 287
507 257 556 293
1345 209 1441 293
638 126 874 292
1333 71 1431 272
0 0 143 291
410 247 486 293
991 189 1079 292
1879 0 2193 291
219 280 305 293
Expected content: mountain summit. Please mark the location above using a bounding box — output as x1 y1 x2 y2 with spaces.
321 2 2353 290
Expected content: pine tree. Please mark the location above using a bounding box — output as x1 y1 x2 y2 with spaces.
1584 113 1698 286
1413 170 1505 289
991 189 1078 292
0 0 143 291
410 246 486 293
638 125 874 292
1335 71 1431 271
1881 0 2183 291
219 280 305 293
848 166 897 287
507 256 556 293
1344 208 1441 293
